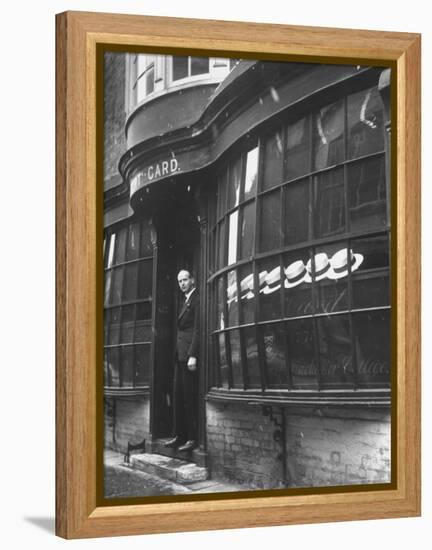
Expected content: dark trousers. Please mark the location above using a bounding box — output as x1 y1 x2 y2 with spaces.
173 357 198 442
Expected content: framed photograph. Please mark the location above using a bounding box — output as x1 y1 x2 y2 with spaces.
55 11 421 539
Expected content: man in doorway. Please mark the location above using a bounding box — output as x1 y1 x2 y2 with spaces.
164 269 199 452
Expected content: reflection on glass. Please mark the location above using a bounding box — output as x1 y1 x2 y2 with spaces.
348 86 384 160
107 233 116 267
314 99 344 170
218 333 229 388
227 211 238 265
121 346 134 387
239 265 255 324
286 116 310 181
348 156 386 232
243 327 261 388
114 227 127 264
135 344 150 385
239 203 255 259
286 318 317 388
284 178 310 246
262 323 288 387
317 315 354 387
227 270 239 326
259 261 281 321
104 270 113 306
314 244 348 313
314 168 345 238
228 157 242 209
244 147 259 199
137 260 153 300
229 329 243 388
259 190 281 252
262 131 284 190
217 276 225 330
353 310 390 387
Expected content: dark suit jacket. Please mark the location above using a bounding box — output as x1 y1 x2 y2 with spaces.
176 289 200 363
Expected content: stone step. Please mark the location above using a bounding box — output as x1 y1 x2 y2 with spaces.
130 453 209 484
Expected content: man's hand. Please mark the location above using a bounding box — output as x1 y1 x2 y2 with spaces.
187 356 197 371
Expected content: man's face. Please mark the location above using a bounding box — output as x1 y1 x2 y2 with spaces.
177 271 194 294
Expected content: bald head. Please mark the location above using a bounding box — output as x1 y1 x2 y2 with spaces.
177 270 195 294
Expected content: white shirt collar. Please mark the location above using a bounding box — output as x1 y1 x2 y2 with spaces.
185 287 196 302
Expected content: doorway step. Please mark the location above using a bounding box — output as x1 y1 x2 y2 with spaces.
130 453 209 484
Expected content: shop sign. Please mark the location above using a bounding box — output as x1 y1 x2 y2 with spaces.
130 157 180 195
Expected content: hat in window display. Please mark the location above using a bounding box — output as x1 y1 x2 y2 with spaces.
306 252 335 281
240 273 255 300
329 248 364 280
262 267 281 294
284 260 312 288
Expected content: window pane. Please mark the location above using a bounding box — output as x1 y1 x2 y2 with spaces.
227 211 238 265
217 220 226 269
135 321 152 343
243 327 261 388
284 178 310 246
348 156 387 232
262 323 288 387
348 86 384 160
106 348 120 386
123 263 138 301
218 333 229 388
227 270 239 327
313 99 344 170
353 310 390 387
136 302 152 320
126 222 140 261
351 235 390 309
314 167 346 238
104 270 113 306
286 318 318 388
140 219 153 256
114 227 127 264
283 248 313 318
262 131 284 190
229 329 243 388
108 322 120 345
227 157 242 209
217 170 227 218
111 267 124 305
104 309 111 343
258 259 281 321
137 260 153 300
259 190 281 252
244 147 259 200
216 276 226 330
136 344 151 386
107 233 116 267
317 315 354 387
111 306 121 323
172 56 188 81
239 264 255 324
121 346 135 387
239 203 255 259
286 116 310 180
314 243 349 313
145 66 154 95
120 320 134 344
190 56 209 76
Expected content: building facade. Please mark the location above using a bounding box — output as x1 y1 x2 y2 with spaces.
104 51 392 489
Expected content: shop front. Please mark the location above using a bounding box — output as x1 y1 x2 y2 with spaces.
104 54 392 488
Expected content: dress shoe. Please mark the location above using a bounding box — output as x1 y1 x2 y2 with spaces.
164 435 182 448
177 440 196 452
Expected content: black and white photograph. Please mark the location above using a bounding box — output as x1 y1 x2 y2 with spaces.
102 51 392 499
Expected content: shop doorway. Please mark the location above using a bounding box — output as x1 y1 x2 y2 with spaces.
149 182 200 444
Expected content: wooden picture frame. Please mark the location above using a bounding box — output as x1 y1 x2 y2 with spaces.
55 11 421 539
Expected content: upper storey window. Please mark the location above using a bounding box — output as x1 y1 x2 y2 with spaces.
172 56 210 81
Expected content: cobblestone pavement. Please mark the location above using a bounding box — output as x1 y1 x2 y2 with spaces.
104 450 246 499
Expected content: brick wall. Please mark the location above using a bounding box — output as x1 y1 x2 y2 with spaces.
206 401 391 489
104 395 150 453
